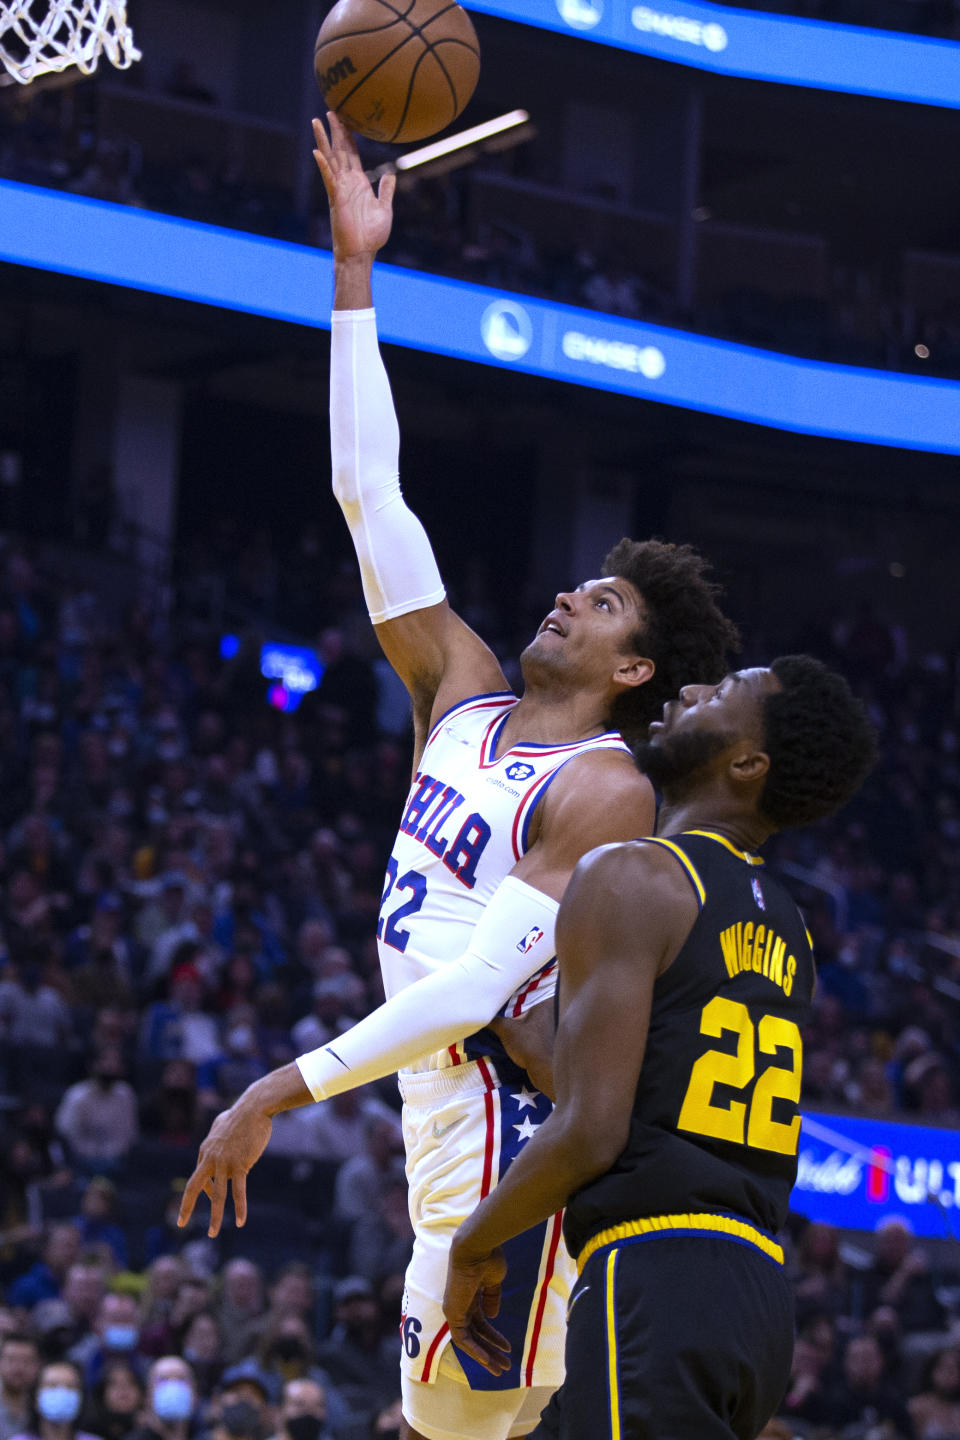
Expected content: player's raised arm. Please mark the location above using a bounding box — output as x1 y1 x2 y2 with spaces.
313 114 506 750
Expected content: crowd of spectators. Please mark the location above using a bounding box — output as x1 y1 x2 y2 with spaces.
0 508 956 1440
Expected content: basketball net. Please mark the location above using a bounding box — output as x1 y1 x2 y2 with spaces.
0 0 140 85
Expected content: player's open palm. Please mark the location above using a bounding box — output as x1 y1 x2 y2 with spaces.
313 111 396 261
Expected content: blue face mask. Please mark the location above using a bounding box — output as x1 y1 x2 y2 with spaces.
152 1379 194 1422
37 1388 82 1424
104 1325 139 1351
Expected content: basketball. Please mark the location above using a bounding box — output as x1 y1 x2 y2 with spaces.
314 0 480 145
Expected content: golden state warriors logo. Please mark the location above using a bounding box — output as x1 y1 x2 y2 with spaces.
556 0 603 29
481 300 533 362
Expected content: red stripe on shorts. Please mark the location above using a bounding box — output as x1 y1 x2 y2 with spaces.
477 1057 496 1199
420 1321 450 1383
524 1211 564 1386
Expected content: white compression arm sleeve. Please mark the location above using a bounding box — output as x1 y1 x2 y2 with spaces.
330 308 446 624
296 876 559 1100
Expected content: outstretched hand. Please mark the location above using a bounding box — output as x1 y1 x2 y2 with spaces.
176 1102 273 1237
312 112 396 262
442 1244 511 1376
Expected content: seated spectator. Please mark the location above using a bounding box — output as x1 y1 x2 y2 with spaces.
346 1178 413 1288
67 899 134 1014
216 1361 276 1438
0 963 72 1054
178 1314 222 1400
139 966 219 1068
0 1336 40 1440
213 1262 264 1368
73 1182 127 1270
140 1062 199 1148
332 1116 403 1226
313 1279 397 1415
908 1344 960 1439
820 1334 916 1439
139 1259 188 1359
83 1362 143 1440
59 1267 107 1353
794 1221 853 1317
126 1357 198 1440
266 1379 333 1440
861 1219 947 1335
54 1052 138 1177
68 1292 143 1388
9 1359 100 1440
5 1229 80 1311
196 1017 267 1112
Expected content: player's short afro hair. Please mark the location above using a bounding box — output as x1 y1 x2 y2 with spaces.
759 654 878 828
603 537 740 749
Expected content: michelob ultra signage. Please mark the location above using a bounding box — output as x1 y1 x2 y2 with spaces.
796 1111 960 1238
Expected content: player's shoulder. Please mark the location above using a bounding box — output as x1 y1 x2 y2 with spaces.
544 743 652 812
573 836 695 892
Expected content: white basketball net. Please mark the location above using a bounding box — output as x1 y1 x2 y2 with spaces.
0 0 140 84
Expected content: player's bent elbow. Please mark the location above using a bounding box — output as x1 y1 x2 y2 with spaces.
558 1108 629 1184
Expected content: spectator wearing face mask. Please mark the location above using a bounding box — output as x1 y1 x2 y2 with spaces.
10 1361 99 1440
127 1358 197 1440
53 1053 138 1176
266 1381 332 1440
69 1294 143 1388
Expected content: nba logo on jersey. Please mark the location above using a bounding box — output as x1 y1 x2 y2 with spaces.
752 876 765 910
517 925 545 954
505 761 536 781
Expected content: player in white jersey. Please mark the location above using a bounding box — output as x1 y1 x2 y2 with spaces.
179 113 738 1440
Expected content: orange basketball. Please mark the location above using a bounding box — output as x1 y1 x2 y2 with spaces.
314 0 481 145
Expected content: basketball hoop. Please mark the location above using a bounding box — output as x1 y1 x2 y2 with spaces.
0 0 140 85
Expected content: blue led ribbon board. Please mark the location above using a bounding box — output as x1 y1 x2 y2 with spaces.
465 0 960 109
3 178 960 454
796 1112 960 1238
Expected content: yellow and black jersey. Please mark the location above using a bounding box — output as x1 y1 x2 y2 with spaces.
564 829 814 1263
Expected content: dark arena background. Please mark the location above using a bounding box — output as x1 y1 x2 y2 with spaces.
1 1 960 1437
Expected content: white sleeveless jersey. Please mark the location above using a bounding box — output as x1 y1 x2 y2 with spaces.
376 690 633 1072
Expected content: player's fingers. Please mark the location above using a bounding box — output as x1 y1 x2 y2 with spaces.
207 1173 227 1237
377 172 396 208
480 1282 502 1318
471 1312 510 1353
232 1171 248 1229
177 1167 208 1227
449 1325 510 1375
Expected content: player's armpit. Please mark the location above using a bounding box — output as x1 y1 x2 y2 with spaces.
375 602 509 742
512 748 656 901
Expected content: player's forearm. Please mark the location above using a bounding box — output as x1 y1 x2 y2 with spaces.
298 877 559 1100
333 254 374 310
233 1062 313 1119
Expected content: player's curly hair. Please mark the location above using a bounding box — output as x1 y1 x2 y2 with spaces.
603 537 740 748
759 654 878 828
